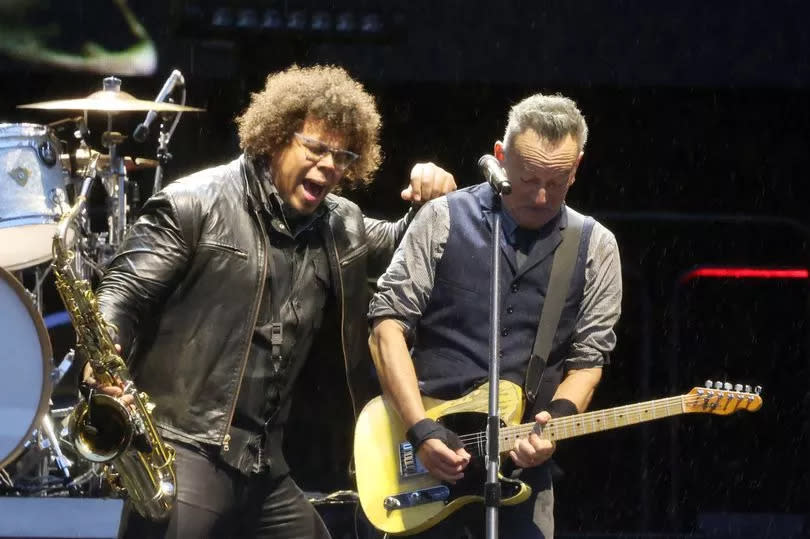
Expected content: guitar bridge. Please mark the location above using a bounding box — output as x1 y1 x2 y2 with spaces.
398 442 428 478
383 485 450 511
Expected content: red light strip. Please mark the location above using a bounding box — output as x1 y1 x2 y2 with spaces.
681 267 809 283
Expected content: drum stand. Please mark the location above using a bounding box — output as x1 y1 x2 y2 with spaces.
101 128 129 252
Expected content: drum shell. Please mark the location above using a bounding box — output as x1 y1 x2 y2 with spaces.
0 123 69 271
0 266 52 468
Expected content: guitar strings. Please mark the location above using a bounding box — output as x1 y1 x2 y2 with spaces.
451 394 758 448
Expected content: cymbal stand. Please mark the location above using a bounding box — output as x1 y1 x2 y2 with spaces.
38 414 73 481
88 76 129 253
102 132 128 250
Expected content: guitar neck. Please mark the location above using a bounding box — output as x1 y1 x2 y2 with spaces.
497 395 688 450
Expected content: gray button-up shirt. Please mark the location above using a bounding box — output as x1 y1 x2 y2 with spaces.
368 197 622 369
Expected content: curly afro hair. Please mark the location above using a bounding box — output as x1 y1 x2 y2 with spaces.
236 64 382 188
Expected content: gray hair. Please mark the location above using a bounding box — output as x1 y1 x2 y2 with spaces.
503 93 588 153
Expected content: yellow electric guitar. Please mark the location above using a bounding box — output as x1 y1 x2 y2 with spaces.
354 379 762 536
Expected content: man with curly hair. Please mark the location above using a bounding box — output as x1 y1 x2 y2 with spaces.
84 65 456 538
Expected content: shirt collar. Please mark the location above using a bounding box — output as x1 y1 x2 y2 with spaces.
500 203 567 246
249 154 327 238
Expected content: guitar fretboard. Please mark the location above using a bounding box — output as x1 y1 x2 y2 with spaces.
497 395 687 451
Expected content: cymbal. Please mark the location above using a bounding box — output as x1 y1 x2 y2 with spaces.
18 90 205 113
61 149 159 173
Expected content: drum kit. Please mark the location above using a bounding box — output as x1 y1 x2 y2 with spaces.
0 74 203 497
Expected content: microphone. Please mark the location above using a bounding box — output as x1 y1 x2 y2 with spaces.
478 154 512 195
133 69 185 143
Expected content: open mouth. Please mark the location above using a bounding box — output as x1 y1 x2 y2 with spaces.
301 179 326 201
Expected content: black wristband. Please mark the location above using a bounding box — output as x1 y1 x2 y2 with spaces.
406 418 464 451
547 398 578 418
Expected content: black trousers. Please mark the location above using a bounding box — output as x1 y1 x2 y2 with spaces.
119 442 331 539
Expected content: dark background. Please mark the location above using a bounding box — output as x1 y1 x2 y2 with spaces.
2 1 809 537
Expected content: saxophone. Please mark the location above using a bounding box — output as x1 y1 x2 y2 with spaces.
53 190 176 520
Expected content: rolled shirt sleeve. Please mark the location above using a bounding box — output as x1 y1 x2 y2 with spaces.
566 222 622 369
368 198 450 334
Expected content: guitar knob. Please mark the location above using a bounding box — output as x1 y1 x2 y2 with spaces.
705 380 713 388
734 384 743 392
754 385 762 395
723 382 732 391
714 381 723 389
744 384 752 393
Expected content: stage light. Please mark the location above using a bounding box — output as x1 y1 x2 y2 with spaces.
680 267 809 283
236 8 259 28
212 7 234 27
360 13 383 33
311 11 332 31
335 12 356 32
287 10 307 30
176 4 404 44
262 9 284 30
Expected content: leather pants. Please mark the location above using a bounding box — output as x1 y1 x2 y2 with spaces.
119 442 331 539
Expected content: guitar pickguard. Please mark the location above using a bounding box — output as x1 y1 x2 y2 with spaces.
394 412 526 504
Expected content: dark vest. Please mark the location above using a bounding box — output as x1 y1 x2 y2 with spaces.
411 183 594 416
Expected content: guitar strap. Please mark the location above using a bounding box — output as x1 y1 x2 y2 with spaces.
523 207 585 408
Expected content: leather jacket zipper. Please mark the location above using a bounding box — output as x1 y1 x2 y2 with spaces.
339 244 368 268
330 230 359 419
222 203 269 451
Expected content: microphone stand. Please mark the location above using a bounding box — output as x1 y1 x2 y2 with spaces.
153 117 172 193
151 87 186 195
485 179 511 539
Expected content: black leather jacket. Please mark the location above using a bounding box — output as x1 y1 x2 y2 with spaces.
96 155 408 448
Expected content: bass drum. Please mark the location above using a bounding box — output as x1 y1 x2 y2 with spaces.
0 266 52 468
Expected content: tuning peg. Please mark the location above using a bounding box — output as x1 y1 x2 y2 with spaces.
714 381 723 389
723 382 732 390
734 383 743 392
705 380 713 388
755 385 762 395
744 384 752 393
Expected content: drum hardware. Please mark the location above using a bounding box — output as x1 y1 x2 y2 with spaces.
47 116 85 131
37 412 73 480
0 123 71 271
98 125 129 248
17 75 204 253
53 350 76 385
0 75 204 500
61 148 159 176
133 69 189 194
0 468 12 489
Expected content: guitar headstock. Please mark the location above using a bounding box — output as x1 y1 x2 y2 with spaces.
683 380 763 415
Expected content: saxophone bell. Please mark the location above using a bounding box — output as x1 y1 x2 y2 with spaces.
69 393 134 463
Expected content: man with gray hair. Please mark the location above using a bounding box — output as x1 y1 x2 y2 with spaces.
366 93 622 537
